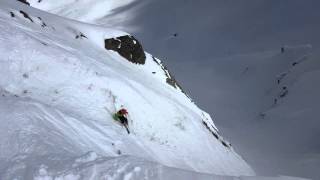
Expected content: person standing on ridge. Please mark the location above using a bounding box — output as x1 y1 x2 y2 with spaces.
113 108 130 134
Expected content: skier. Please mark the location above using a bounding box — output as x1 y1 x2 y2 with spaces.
113 108 130 134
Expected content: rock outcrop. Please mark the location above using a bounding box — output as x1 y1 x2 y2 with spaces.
105 35 146 65
17 0 30 6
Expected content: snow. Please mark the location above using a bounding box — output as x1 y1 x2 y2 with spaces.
27 0 137 29
0 0 313 180
0 0 254 177
181 43 319 178
27 0 135 23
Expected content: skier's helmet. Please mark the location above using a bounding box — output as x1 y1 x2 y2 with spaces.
120 108 128 115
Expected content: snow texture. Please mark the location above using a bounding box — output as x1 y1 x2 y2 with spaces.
0 0 312 180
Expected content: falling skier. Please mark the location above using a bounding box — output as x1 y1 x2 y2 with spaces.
113 108 130 134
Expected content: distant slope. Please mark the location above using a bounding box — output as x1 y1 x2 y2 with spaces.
193 46 320 179
25 0 137 27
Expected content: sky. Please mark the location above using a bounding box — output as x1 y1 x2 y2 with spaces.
115 0 320 179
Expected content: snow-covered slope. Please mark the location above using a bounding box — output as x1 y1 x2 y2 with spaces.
190 45 320 178
204 45 313 124
22 0 320 179
26 0 138 28
0 0 258 179
0 1 315 180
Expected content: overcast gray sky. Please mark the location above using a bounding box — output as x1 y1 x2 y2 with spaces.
116 0 320 179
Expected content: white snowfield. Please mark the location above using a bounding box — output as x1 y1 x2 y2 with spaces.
0 1 311 180
27 0 138 29
28 0 135 23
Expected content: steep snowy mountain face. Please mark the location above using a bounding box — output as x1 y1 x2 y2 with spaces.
0 1 314 180
0 0 258 179
120 1 320 179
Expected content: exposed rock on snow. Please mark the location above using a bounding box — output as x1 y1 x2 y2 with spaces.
75 32 87 39
151 56 191 100
37 16 47 27
19 10 33 22
105 35 146 64
17 0 30 6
